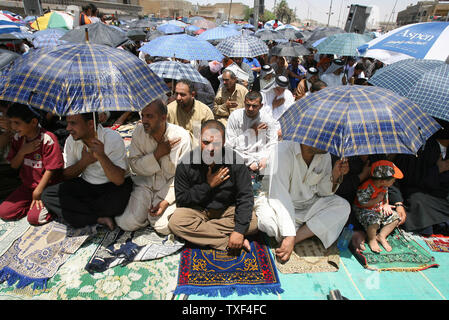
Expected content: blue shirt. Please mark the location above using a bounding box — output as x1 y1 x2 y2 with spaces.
287 64 307 90
243 58 261 80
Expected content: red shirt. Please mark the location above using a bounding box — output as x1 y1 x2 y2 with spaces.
7 128 64 189
354 178 387 212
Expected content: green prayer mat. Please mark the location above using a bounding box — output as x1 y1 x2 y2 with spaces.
352 229 439 272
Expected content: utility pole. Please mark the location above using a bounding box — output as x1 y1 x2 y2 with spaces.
337 0 344 28
228 0 233 23
327 0 333 27
386 0 398 31
254 0 259 29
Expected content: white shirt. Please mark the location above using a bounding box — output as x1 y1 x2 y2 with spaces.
225 108 278 167
321 72 344 87
439 141 447 159
261 87 295 121
64 124 129 185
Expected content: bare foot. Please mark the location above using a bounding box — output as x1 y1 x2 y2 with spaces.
242 239 251 252
367 238 382 253
97 217 115 231
377 235 392 252
352 231 366 252
275 236 295 263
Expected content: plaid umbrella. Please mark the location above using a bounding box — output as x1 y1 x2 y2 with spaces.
216 35 268 58
368 59 449 122
32 28 67 48
278 85 441 158
197 26 240 41
140 34 223 61
157 23 184 34
0 48 20 69
60 23 129 47
270 42 309 57
149 60 209 85
316 33 371 56
0 43 168 116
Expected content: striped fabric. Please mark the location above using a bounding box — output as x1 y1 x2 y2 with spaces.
278 85 441 157
0 20 20 35
369 59 449 122
149 61 209 84
0 43 169 116
216 35 268 58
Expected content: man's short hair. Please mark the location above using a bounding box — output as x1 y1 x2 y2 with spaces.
176 79 195 94
6 103 41 123
80 112 99 124
222 69 236 79
310 80 327 93
149 98 167 116
201 119 225 138
245 91 263 103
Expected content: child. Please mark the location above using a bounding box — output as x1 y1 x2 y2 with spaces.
0 103 64 225
353 160 403 253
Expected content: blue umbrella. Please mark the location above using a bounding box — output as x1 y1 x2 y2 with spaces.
316 33 372 56
32 28 67 48
243 23 255 29
0 43 168 116
368 59 449 122
157 23 184 34
197 26 240 41
358 22 449 64
0 20 21 35
278 85 441 157
140 34 223 61
185 25 200 33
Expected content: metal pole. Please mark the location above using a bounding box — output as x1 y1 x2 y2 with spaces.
253 0 259 30
327 0 333 27
337 0 344 28
228 0 233 23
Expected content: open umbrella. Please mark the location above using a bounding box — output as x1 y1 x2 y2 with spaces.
0 43 168 116
357 22 449 65
254 29 287 42
264 20 284 29
193 19 216 30
127 29 147 42
149 60 209 85
167 20 188 28
31 11 74 31
277 28 304 40
185 25 201 34
157 23 184 34
278 85 441 158
216 34 268 58
127 19 156 30
315 33 372 57
32 28 68 48
60 23 129 47
270 42 309 57
0 48 20 70
140 34 223 61
197 26 240 41
145 30 165 41
0 18 21 35
306 27 346 45
368 59 449 122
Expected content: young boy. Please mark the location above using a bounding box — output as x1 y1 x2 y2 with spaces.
0 103 64 225
353 160 403 253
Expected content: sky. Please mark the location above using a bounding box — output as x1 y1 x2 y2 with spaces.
193 0 417 26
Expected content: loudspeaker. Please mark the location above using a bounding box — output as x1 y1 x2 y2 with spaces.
344 4 371 34
23 0 43 16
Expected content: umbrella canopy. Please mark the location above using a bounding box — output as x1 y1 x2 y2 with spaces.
224 23 242 31
0 48 20 70
127 19 156 29
146 30 165 41
242 23 255 29
278 85 441 158
277 28 304 40
32 28 68 48
60 22 129 47
127 29 147 42
193 19 216 30
149 60 209 85
368 59 449 122
254 29 287 41
315 33 372 56
185 25 201 33
357 22 449 65
140 34 223 61
0 17 21 35
197 26 240 41
0 31 33 43
0 43 168 116
31 11 73 31
157 23 184 34
216 34 269 58
167 20 188 28
306 27 346 45
270 42 309 57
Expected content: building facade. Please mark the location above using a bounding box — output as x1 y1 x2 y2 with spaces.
140 0 193 18
197 2 248 22
396 0 449 26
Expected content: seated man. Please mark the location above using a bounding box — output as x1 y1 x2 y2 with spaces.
294 67 320 100
255 141 350 262
225 91 278 173
167 79 214 149
213 70 248 127
320 59 346 88
168 120 258 253
115 99 191 233
42 112 133 230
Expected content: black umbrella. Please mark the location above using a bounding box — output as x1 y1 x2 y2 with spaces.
278 28 304 40
60 23 129 47
270 42 310 57
0 49 20 70
254 29 287 42
305 27 346 45
127 29 147 42
145 30 165 41
128 19 157 29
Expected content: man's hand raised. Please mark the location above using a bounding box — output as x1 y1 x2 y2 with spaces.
207 165 230 188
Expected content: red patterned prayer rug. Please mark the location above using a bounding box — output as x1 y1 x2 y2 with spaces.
174 235 283 297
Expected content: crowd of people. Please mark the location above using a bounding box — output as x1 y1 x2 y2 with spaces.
0 16 448 266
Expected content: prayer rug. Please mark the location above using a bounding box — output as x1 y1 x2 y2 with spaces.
174 235 284 297
0 221 95 289
0 218 30 256
85 225 184 274
423 236 449 253
351 229 439 272
271 237 340 274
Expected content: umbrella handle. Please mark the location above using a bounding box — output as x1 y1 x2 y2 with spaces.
85 29 89 42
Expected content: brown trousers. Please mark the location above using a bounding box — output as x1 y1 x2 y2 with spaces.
168 206 258 251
